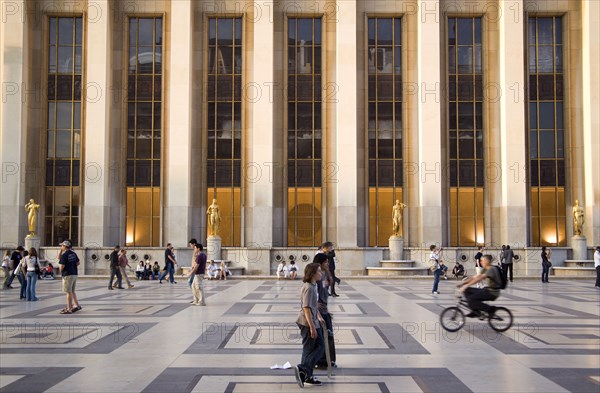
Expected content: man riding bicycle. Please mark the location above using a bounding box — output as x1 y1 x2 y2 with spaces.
457 254 502 318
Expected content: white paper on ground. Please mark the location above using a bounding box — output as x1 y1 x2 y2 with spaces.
270 361 292 370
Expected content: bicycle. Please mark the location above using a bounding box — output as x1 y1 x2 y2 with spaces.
440 291 513 332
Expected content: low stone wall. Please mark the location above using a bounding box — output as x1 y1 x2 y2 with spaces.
0 245 581 277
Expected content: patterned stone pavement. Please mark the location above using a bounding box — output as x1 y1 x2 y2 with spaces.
1 277 599 392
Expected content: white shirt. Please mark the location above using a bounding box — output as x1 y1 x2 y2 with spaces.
25 256 38 272
136 264 145 272
1 256 8 268
594 251 600 268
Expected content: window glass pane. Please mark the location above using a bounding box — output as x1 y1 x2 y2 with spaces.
539 131 555 158
457 46 473 73
538 102 555 129
537 18 553 44
58 18 73 45
57 46 74 73
457 18 473 45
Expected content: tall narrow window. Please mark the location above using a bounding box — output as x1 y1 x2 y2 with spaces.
207 17 242 246
448 17 484 246
45 16 83 246
528 17 566 246
368 17 403 246
287 17 322 247
126 17 162 246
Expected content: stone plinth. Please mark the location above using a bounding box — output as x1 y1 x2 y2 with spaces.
206 236 222 261
25 235 40 253
571 236 587 261
389 236 404 260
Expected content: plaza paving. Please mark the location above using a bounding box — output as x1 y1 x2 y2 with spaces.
0 277 599 392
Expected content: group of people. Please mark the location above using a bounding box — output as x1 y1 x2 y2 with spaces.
2 246 42 301
294 247 340 388
135 260 161 280
276 260 298 280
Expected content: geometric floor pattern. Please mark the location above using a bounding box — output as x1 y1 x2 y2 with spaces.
1 278 598 392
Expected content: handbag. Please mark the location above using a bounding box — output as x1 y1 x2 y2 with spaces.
429 258 438 272
34 259 41 275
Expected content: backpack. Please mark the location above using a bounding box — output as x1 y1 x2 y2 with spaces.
492 265 507 289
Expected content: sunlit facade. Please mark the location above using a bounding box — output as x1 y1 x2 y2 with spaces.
1 1 598 274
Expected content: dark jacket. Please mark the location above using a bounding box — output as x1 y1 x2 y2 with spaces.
110 250 119 268
327 250 336 271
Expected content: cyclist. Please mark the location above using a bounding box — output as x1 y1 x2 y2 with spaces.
457 254 502 318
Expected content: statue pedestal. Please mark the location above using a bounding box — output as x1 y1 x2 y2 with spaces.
571 235 587 260
389 236 404 260
207 236 222 261
25 235 40 253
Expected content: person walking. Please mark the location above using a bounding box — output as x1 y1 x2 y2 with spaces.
108 246 123 290
15 253 27 300
6 246 24 289
294 262 325 388
189 243 207 306
594 246 600 288
314 253 337 369
159 243 177 284
324 242 340 297
118 249 134 288
187 239 199 287
541 246 552 283
503 245 515 283
2 250 11 289
58 240 81 314
430 245 445 295
24 247 40 301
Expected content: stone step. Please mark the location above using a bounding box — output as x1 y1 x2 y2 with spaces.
366 267 430 276
564 260 595 268
552 267 596 277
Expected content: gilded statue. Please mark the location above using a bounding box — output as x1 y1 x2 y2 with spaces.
392 200 407 237
25 198 40 236
207 199 221 237
572 199 584 236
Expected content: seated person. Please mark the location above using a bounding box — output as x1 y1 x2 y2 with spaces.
457 254 502 318
144 261 152 280
152 261 160 280
276 261 289 280
452 261 465 279
42 263 54 279
207 260 218 280
289 261 298 280
136 261 145 280
218 261 230 280
440 261 449 280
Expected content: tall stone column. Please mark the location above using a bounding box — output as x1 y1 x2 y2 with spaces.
164 0 193 246
581 0 600 246
0 0 28 245
498 0 528 246
245 0 275 248
82 0 115 247
415 2 443 245
332 0 358 247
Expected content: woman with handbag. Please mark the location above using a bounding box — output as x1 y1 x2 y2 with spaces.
24 247 40 301
541 246 552 283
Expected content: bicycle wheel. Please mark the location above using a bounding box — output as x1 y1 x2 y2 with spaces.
440 306 465 332
488 307 513 332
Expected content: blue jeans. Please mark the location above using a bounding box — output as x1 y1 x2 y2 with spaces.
17 274 26 299
297 324 324 380
26 271 38 301
188 274 194 287
432 268 441 292
159 267 174 283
